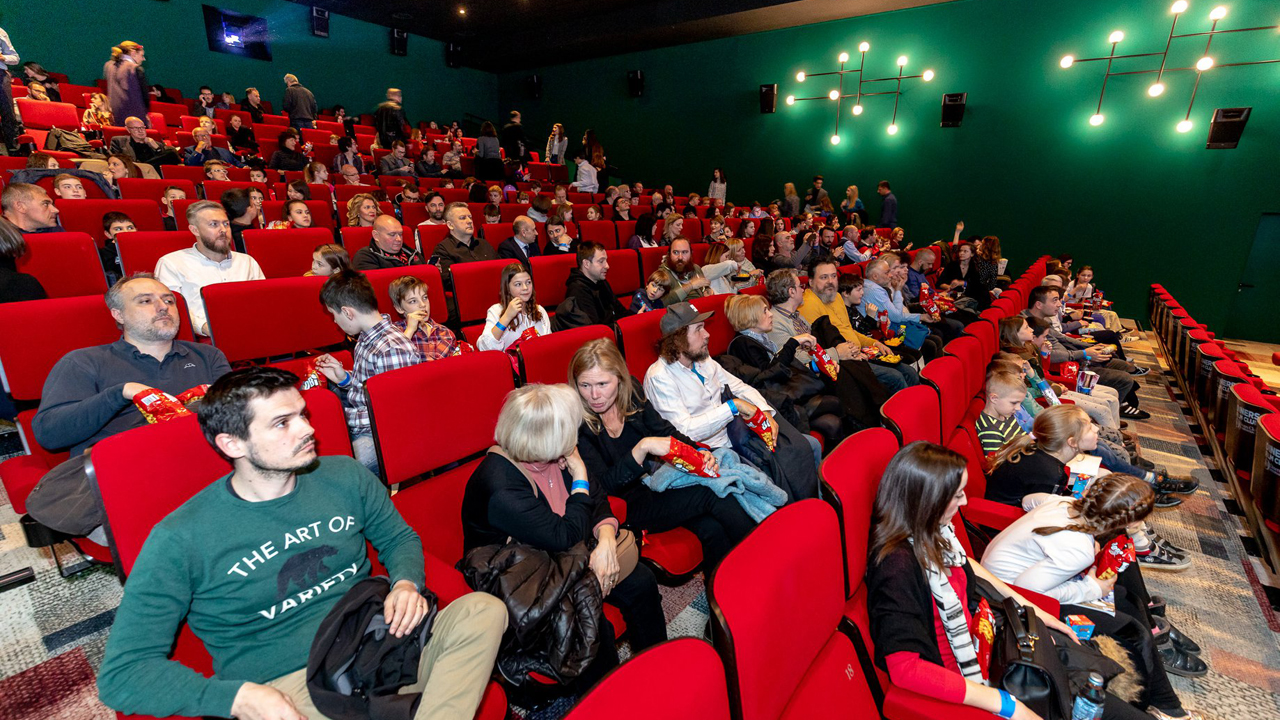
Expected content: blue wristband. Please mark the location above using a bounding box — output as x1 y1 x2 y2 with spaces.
571 479 589 493
997 690 1016 719
727 398 738 415
336 371 352 388
495 321 508 332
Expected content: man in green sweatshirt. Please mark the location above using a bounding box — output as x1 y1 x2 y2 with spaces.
97 367 506 720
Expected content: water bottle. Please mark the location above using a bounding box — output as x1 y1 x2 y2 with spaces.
1034 375 1061 405
1071 672 1106 720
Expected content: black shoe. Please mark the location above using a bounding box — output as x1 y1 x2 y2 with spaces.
1158 639 1208 677
1120 405 1151 420
1136 456 1156 471
1120 421 1130 430
1164 621 1202 655
1148 595 1167 616
1138 544 1190 570
1155 472 1199 495
1153 492 1183 509
1131 366 1151 376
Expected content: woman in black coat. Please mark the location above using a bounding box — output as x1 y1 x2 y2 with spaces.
269 130 310 172
570 339 756 569
461 383 666 691
937 241 991 309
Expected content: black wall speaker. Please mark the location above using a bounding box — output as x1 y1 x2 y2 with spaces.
445 42 462 68
759 83 778 114
310 6 329 38
526 75 542 100
1207 107 1250 149
390 29 408 56
627 70 645 98
941 93 967 127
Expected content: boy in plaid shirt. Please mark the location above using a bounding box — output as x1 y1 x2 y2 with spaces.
388 275 458 360
315 270 422 474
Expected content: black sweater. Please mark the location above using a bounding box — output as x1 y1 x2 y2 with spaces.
562 268 632 327
985 448 1069 506
724 333 801 390
866 543 979 671
461 451 615 553
576 384 696 496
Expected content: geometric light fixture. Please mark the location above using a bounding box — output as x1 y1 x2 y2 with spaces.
785 42 935 145
1059 2 1279 135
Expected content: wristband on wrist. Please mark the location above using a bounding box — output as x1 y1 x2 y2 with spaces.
571 479 590 493
336 371 352 388
495 321 508 332
996 690 1016 719
727 398 738 415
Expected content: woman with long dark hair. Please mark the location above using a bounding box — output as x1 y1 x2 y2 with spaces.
0 218 47 303
626 213 658 250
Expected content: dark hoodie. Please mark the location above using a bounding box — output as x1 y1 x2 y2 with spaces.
558 267 633 329
351 239 423 271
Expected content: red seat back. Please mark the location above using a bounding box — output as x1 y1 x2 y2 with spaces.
578 220 617 249
944 335 990 398
54 199 164 246
452 258 514 325
0 297 126 401
529 253 578 309
116 230 193 276
203 276 343 363
365 265 448 324
638 246 666 281
117 177 199 206
15 99 79 130
564 638 730 720
709 500 876 720
160 165 210 183
691 294 733 358
242 228 335 279
400 203 428 230
921 356 969 433
17 232 108 298
150 101 188 127
416 224 450 255
606 249 642 298
616 310 665 381
965 318 998 358
819 428 899 596
518 325 614 385
880 384 942 445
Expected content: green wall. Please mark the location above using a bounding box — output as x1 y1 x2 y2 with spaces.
497 0 1280 337
3 0 497 127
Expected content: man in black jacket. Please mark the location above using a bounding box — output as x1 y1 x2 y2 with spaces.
351 215 423 270
499 111 528 163
496 216 540 270
373 88 409 149
282 73 317 130
557 242 633 329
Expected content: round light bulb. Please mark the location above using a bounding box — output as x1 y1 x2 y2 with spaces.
1148 82 1165 96
828 90 840 100
1196 56 1213 71
785 95 795 105
1209 6 1227 20
852 104 864 115
887 123 899 135
1060 55 1075 69
858 41 870 52
1176 119 1193 133
830 134 841 145
1109 30 1125 43
838 52 849 63
923 69 935 81
1089 113 1105 126
1171 0 1188 12
458 6 467 15
897 55 908 67
796 71 806 82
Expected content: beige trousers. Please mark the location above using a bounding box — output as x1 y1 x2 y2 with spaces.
267 592 506 720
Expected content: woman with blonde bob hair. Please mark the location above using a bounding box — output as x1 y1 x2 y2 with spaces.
571 338 755 569
462 382 667 690
985 404 1096 506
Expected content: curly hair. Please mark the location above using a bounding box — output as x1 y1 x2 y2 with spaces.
346 193 378 227
1034 473 1154 541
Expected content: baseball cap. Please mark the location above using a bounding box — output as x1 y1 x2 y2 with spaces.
659 302 714 336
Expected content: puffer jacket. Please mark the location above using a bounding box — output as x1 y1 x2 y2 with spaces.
459 541 604 686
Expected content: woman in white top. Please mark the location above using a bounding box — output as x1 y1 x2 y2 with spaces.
1066 266 1122 332
477 262 553 352
982 475 1206 718
707 168 727 204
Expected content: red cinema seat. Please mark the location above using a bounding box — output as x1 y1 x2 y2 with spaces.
499 203 527 222
614 221 637 244
340 226 374 252
161 165 210 184
481 222 513 251
564 639 730 720
54 199 164 247
15 99 80 130
638 246 666 281
242 228 334 278
201 180 273 202
965 318 998 359
179 116 225 133
920 356 969 433
115 231 193 276
530 253 578 309
943 335 990 399
213 108 251 127
606 249 642 298
416 223 449 255
819 428 898 606
365 265 448 324
272 182 334 205
174 131 231 151
203 276 343 363
616 310 665 381
880 384 942 446
578 220 617 249
400 202 428 230
260 200 336 230
116 177 198 206
17 232 108 298
517 325 614 385
709 500 879 720
452 259 514 326
260 113 289 126
690 294 733 357
150 101 188 127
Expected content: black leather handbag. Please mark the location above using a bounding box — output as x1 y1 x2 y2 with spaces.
989 597 1073 720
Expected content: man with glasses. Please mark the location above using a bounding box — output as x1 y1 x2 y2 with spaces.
109 116 182 166
338 164 363 186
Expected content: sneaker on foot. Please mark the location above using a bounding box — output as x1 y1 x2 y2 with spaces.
1131 366 1151 376
1139 544 1190 570
1155 472 1199 495
1153 492 1183 509
1121 405 1151 420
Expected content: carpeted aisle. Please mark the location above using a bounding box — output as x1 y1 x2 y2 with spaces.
1 328 1279 719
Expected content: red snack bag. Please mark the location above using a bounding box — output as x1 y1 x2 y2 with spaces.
659 437 718 478
297 359 326 390
809 343 839 381
742 406 777 452
919 282 941 316
132 388 192 424
452 341 478 356
1059 361 1079 387
176 384 209 406
1094 535 1136 581
972 597 995 681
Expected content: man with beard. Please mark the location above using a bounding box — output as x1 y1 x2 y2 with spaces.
799 257 919 391
156 200 265 337
643 302 819 502
655 238 711 302
28 274 231 541
97 367 505 720
430 202 495 287
352 214 422 271
417 192 447 227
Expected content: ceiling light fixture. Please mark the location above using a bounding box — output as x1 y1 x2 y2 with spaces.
458 6 467 16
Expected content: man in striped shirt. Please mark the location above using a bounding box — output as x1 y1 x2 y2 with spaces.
314 270 422 474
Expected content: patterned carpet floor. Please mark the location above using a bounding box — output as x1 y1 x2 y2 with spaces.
1 327 1279 720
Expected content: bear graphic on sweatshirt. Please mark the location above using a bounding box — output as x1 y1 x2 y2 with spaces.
276 544 339 599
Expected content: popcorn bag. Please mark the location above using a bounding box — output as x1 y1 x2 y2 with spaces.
742 406 777 452
659 437 718 478
1059 362 1079 387
972 597 995 680
176 385 209 406
1095 535 1136 581
132 388 193 424
809 344 839 381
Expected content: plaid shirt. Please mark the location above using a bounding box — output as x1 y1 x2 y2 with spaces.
391 318 458 361
338 316 422 434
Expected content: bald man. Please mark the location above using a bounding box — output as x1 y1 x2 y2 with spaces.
497 215 541 270
351 214 423 270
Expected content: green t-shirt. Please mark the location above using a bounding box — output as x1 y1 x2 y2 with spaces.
98 456 426 719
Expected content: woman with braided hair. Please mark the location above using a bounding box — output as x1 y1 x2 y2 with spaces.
982 474 1207 719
